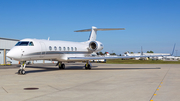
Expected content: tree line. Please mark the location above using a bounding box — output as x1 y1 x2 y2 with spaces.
96 50 154 56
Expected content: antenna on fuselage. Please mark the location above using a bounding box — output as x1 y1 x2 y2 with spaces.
48 37 50 41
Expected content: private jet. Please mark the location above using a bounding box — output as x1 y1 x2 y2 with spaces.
6 26 172 75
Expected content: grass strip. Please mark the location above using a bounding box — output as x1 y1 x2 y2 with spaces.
106 59 180 64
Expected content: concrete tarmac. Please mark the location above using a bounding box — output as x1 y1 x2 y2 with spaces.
0 63 180 101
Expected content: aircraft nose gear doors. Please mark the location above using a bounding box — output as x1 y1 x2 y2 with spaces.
85 61 91 70
18 61 26 75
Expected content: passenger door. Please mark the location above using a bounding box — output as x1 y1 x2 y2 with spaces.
39 42 46 58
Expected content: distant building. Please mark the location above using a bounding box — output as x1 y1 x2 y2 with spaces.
0 37 19 64
163 56 180 61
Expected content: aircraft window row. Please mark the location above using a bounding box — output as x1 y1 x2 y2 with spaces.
15 41 34 46
49 46 77 51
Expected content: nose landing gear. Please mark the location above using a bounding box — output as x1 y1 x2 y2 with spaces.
18 61 26 75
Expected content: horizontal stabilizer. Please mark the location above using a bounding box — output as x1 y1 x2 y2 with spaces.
74 26 125 41
74 28 125 32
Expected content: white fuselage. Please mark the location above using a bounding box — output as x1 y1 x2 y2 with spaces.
7 38 102 62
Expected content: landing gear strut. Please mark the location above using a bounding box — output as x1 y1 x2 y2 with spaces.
18 61 26 75
58 62 65 69
85 61 91 70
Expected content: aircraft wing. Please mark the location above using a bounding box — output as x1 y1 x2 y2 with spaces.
68 55 170 61
68 43 175 61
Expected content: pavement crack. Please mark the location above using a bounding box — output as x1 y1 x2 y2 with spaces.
2 87 8 93
48 85 60 91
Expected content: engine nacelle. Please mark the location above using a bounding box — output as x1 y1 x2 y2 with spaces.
88 41 103 52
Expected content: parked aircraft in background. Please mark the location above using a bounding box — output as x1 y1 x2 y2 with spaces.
124 52 171 60
7 26 171 75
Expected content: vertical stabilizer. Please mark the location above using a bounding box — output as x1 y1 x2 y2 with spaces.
89 26 97 41
171 44 176 56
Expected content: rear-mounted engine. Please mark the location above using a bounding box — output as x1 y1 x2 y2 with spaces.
89 41 103 52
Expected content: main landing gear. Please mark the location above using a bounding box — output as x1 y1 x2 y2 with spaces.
57 62 65 69
57 61 92 70
18 61 26 75
85 61 91 70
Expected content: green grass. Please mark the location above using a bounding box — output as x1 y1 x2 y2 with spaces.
106 59 180 64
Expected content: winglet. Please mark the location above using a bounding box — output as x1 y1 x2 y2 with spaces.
171 44 176 56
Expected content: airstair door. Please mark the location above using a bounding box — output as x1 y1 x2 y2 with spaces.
40 42 46 58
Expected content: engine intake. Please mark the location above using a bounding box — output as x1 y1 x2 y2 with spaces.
89 41 103 52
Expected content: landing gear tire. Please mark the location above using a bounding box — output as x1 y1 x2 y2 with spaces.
21 69 26 75
85 64 91 70
85 64 87 69
59 64 65 69
58 65 61 69
18 69 21 74
18 69 25 75
61 64 65 69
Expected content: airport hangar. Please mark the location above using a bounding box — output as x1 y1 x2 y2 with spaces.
0 37 19 64
0 37 54 65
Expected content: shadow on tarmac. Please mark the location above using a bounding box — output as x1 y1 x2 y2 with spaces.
22 65 161 74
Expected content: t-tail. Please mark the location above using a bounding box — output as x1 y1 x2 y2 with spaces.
74 26 125 41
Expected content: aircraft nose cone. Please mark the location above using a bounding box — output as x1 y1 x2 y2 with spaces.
7 50 21 59
6 51 13 58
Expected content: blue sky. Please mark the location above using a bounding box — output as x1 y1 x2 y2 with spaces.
0 0 180 55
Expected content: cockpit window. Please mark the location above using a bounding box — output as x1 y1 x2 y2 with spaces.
15 41 34 46
29 42 34 46
15 41 29 46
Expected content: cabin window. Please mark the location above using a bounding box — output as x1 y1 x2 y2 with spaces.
75 47 77 51
49 46 52 50
63 47 66 51
29 42 34 46
59 47 61 51
67 47 70 51
71 47 73 51
54 46 57 50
